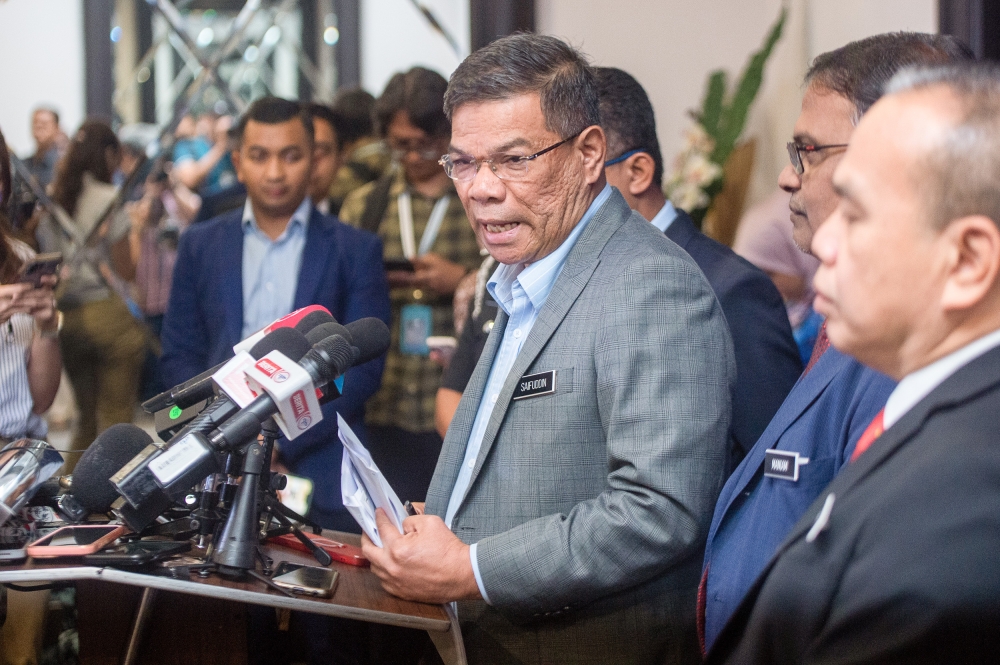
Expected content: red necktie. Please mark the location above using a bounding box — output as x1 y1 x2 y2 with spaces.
697 566 709 656
850 408 885 462
803 322 830 375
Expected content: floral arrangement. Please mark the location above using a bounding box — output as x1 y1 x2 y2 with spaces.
665 7 786 227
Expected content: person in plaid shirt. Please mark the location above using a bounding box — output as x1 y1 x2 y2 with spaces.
340 67 481 507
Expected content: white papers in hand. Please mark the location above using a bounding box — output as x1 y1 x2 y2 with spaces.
338 414 408 547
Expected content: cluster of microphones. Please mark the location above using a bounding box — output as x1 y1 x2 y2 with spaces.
39 306 390 540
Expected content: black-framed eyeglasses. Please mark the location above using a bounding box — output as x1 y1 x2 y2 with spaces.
439 131 582 182
786 141 849 175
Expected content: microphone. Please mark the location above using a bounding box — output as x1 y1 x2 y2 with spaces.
294 310 335 335
146 326 314 437
232 305 333 355
58 424 154 522
306 321 352 346
110 322 389 531
159 328 313 441
342 317 391 365
142 305 334 413
111 328 315 520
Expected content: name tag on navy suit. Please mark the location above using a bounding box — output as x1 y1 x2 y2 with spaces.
512 370 556 400
764 449 810 481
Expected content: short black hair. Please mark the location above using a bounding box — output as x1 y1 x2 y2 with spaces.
235 96 314 145
374 67 450 138
332 87 376 144
444 33 599 139
305 102 346 151
806 32 974 123
592 67 663 187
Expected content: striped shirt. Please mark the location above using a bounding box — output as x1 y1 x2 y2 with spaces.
0 242 47 440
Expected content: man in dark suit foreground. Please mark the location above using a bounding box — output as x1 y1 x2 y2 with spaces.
700 33 972 651
363 34 735 664
593 65 802 466
709 61 1000 664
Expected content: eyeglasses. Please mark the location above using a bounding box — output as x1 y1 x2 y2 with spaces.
786 141 849 175
439 131 582 182
604 148 645 167
388 138 442 162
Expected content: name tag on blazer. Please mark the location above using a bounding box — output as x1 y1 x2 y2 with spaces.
763 449 810 482
512 370 556 400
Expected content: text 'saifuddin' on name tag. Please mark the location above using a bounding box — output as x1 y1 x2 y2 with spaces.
512 370 556 401
764 449 810 482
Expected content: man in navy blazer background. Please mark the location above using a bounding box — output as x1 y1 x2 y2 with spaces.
594 66 802 466
161 97 391 533
699 32 972 651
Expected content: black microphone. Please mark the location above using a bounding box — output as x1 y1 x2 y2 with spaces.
146 326 314 433
306 321 353 346
204 318 389 451
142 311 334 414
343 317 391 365
111 328 315 518
207 333 358 450
58 424 154 522
294 309 336 335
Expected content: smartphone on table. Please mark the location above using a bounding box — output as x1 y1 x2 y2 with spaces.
0 544 26 563
271 561 339 598
17 252 62 288
84 539 191 566
25 524 126 558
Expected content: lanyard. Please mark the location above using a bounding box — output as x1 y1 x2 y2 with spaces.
398 192 450 260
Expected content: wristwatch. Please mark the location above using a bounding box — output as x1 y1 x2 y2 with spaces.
38 311 63 339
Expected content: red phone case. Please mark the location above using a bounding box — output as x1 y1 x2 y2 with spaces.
269 532 368 566
25 524 126 558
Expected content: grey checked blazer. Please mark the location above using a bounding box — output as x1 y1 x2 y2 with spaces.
425 190 736 665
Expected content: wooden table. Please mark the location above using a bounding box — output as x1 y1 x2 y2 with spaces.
0 532 466 665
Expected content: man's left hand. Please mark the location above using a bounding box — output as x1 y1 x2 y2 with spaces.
361 508 482 604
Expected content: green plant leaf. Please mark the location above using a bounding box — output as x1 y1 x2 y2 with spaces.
699 70 727 138
711 6 786 165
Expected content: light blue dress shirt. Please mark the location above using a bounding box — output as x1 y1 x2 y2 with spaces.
241 197 312 339
649 199 679 233
446 184 612 603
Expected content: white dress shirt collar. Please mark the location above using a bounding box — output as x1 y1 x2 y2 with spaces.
649 200 680 233
884 327 1000 429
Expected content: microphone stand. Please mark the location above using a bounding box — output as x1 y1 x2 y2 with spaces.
210 419 332 578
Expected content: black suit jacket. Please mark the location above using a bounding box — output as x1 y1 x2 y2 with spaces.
708 342 1000 664
665 210 802 458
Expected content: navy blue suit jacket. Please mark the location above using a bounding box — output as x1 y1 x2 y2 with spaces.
160 207 391 528
665 210 802 459
701 345 895 649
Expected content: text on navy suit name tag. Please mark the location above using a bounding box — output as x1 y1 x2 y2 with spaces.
764 449 810 481
512 370 556 400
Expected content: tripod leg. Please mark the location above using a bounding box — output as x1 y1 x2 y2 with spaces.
266 501 333 566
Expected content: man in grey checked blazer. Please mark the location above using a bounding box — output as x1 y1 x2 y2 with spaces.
362 34 735 664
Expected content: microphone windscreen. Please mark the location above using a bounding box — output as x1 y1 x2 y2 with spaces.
294 310 336 335
306 322 353 346
345 318 391 364
249 327 311 362
72 424 153 513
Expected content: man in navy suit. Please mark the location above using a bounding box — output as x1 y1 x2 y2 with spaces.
710 59 1000 665
161 97 391 533
699 33 972 651
594 67 802 464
